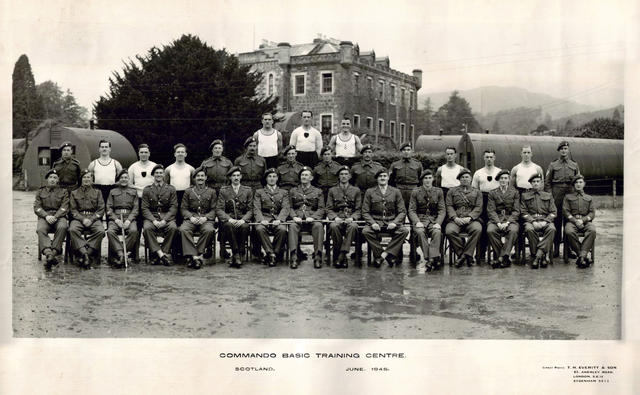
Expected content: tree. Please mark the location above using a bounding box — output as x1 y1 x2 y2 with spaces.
94 34 277 165
564 119 575 133
415 97 435 135
491 118 500 134
12 55 43 139
612 108 622 123
543 112 552 127
577 117 623 139
432 91 481 134
36 80 89 127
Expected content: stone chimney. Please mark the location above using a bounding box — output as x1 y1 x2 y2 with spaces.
412 69 423 90
339 41 354 65
276 42 291 65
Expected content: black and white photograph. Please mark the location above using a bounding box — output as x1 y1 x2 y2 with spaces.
2 0 638 393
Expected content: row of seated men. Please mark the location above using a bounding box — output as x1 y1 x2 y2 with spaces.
35 157 596 272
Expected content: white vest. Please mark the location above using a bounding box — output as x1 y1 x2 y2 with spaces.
335 134 357 158
257 129 279 157
440 163 463 188
92 158 117 185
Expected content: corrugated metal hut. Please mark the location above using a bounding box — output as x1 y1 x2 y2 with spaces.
415 134 465 156
23 125 137 189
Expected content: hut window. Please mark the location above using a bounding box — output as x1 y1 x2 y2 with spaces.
38 147 51 166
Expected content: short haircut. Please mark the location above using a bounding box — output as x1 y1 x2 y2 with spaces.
98 139 111 148
521 145 532 151
301 110 313 117
445 146 457 153
138 143 150 151
483 148 496 155
174 143 187 153
342 116 351 121
262 112 273 119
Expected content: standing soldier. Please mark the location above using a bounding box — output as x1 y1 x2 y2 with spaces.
179 167 217 269
216 166 253 268
486 170 520 269
389 142 423 210
562 175 596 268
436 146 463 197
289 110 323 168
545 140 580 256
253 112 283 170
106 170 139 268
444 169 483 268
329 117 364 166
253 168 290 267
471 149 501 264
164 143 196 222
142 164 179 266
200 139 233 193
34 169 69 270
288 166 325 269
361 169 409 268
234 136 266 192
521 174 556 269
351 144 386 194
327 166 362 268
88 139 123 210
408 169 445 271
52 141 81 192
128 143 157 199
510 145 544 194
313 147 342 201
69 169 105 268
277 145 304 191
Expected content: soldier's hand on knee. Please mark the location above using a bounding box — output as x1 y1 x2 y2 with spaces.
387 222 397 230
46 215 57 225
115 219 124 228
124 220 131 228
306 217 315 223
416 222 424 228
153 220 162 228
454 217 464 226
293 217 303 224
273 220 281 226
236 219 245 227
433 223 441 230
82 218 92 227
576 219 584 228
335 217 344 224
261 220 269 226
199 216 207 224
372 223 381 231
190 217 198 225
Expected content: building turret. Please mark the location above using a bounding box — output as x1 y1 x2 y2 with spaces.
276 42 291 65
412 69 423 90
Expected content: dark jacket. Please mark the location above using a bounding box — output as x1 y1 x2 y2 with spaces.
408 186 445 225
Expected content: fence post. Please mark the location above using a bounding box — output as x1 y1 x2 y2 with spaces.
613 179 617 208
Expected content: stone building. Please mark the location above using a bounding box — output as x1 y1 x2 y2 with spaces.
238 37 422 146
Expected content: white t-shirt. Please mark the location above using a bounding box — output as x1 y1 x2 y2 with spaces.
290 126 323 152
512 162 544 189
472 167 502 192
334 133 357 158
439 163 463 188
255 128 279 158
165 162 195 191
128 160 157 197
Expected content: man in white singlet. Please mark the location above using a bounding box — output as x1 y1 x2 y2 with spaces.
435 146 463 198
164 143 196 225
510 145 544 194
329 117 363 166
88 139 123 211
290 110 323 168
253 113 283 170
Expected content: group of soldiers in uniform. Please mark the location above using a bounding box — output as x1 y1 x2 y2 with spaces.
35 123 597 273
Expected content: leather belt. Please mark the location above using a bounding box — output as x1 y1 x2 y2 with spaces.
398 184 417 188
80 210 95 215
114 208 130 214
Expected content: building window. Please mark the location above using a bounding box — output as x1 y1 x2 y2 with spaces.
378 80 384 101
267 73 274 96
401 88 406 107
378 119 384 134
353 115 360 129
409 90 415 109
367 76 373 95
410 124 415 140
390 85 396 104
366 117 373 130
354 72 360 95
390 121 396 141
321 113 333 134
400 123 406 142
293 73 306 96
320 71 333 94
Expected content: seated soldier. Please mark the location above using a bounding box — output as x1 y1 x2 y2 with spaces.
69 169 105 268
216 166 253 268
486 169 520 269
180 167 217 269
520 173 556 269
34 169 69 270
327 165 362 268
362 169 409 268
142 164 179 266
563 175 596 268
288 166 325 269
408 169 445 272
277 145 303 191
106 169 139 268
445 168 483 268
253 168 290 266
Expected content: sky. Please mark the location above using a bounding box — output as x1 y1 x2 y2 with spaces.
2 0 631 112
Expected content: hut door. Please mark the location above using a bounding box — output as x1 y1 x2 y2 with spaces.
37 147 51 186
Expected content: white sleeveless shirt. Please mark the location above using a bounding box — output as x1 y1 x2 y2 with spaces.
257 129 279 157
512 162 542 188
335 133 357 158
440 163 463 188
166 163 195 191
92 158 117 185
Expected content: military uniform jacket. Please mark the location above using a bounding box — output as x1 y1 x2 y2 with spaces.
487 187 520 224
389 158 423 187
234 153 266 183
544 158 580 191
34 186 69 219
326 184 362 220
181 186 217 221
141 182 178 222
70 186 105 223
52 157 81 189
520 190 556 223
253 187 290 222
351 160 386 191
106 186 139 222
201 156 233 188
277 161 304 189
408 186 445 225
562 192 595 223
289 185 325 219
313 161 342 189
362 186 406 225
445 186 483 220
216 185 253 222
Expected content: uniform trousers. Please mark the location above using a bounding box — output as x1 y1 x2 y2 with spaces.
551 184 572 248
362 224 409 258
412 223 442 258
296 151 318 168
106 221 139 256
477 192 490 260
179 220 215 256
264 156 279 170
445 221 482 258
143 220 178 254
564 222 596 258
254 223 287 254
486 222 519 258
524 222 556 256
221 222 250 255
69 220 104 255
288 221 324 254
329 221 359 256
37 217 68 254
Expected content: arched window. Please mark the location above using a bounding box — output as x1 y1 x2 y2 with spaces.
268 73 274 96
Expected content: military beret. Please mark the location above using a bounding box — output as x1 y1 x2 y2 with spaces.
320 147 333 156
283 145 297 155
209 139 224 151
571 174 585 185
116 169 129 181
192 166 207 177
151 164 164 175
528 173 542 183
375 168 389 179
419 169 434 180
298 166 313 179
262 167 278 183
244 136 257 147
44 169 58 179
336 165 351 176
360 144 373 154
80 169 93 179
399 142 412 151
60 141 73 149
557 141 569 151
456 168 472 180
496 169 510 180
226 166 242 177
